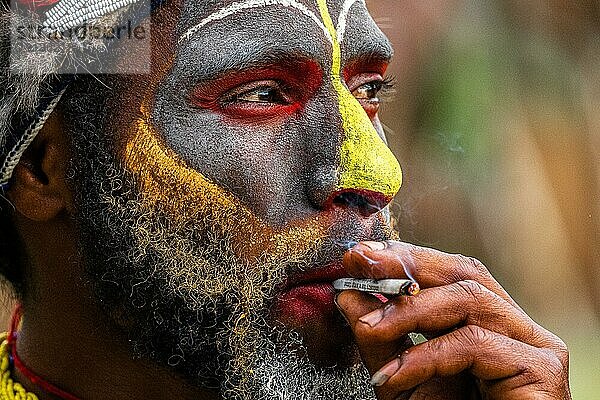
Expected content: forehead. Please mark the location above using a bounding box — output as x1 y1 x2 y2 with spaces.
172 0 393 71
178 0 357 30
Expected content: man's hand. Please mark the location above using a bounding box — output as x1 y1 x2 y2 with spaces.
335 241 571 400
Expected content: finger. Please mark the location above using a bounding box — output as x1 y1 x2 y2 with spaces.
343 240 519 308
335 289 382 325
357 280 557 349
336 290 412 374
376 375 478 400
374 326 566 399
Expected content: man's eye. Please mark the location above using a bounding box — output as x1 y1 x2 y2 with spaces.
237 87 283 103
211 78 303 117
351 76 395 105
232 84 288 104
352 81 384 102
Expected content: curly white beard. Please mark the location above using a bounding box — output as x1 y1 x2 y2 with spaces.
67 124 376 400
244 341 375 400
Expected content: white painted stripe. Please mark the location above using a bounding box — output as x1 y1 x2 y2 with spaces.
179 0 333 45
336 0 364 43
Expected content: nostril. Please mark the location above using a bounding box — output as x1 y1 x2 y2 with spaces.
329 189 390 217
332 192 368 208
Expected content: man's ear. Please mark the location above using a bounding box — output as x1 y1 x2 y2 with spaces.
7 110 72 222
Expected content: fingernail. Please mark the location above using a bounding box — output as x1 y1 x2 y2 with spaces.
334 293 343 310
334 294 351 325
359 307 384 328
362 241 386 251
370 357 401 387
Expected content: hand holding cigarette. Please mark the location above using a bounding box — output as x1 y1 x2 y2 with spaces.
335 240 571 400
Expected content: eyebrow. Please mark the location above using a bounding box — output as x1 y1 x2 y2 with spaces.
344 41 394 66
341 19 394 64
176 45 321 83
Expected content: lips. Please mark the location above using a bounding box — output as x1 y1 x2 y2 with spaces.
273 262 351 325
282 262 349 290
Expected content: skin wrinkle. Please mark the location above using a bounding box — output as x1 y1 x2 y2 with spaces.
173 28 326 83
179 0 333 45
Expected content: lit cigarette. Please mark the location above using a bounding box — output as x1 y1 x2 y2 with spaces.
333 278 420 296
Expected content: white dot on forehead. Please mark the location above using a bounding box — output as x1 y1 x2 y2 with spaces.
179 0 366 45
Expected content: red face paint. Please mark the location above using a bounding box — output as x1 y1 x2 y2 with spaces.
274 261 347 327
343 59 390 119
188 60 322 122
324 188 392 217
343 57 389 83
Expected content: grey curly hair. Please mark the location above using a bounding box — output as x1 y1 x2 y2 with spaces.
1 1 149 187
0 0 149 293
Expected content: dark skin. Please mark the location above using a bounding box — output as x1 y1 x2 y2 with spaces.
9 113 216 399
337 241 571 399
5 0 570 399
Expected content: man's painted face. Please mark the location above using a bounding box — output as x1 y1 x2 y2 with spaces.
126 0 400 227
69 0 401 398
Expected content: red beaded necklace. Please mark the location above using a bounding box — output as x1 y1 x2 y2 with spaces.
8 305 82 400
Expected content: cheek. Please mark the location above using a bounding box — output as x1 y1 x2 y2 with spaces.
120 115 328 262
154 78 334 225
160 115 299 220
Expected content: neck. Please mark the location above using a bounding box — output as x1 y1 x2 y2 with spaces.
14 217 220 400
17 307 219 400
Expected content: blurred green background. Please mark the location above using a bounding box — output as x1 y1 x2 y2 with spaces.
368 0 600 397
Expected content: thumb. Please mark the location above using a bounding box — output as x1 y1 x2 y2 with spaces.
335 290 411 377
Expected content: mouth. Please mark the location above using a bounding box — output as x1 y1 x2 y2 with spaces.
270 261 360 366
270 218 388 328
273 262 351 324
282 262 349 290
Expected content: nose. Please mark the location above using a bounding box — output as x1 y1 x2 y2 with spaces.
332 78 402 211
306 76 403 215
311 0 402 216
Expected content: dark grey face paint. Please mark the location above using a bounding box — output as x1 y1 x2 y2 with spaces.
149 0 394 226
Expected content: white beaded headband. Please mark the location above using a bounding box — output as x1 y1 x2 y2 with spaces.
0 87 68 190
43 0 139 32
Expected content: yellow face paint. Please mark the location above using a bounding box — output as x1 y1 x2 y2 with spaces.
317 0 402 200
123 110 327 263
